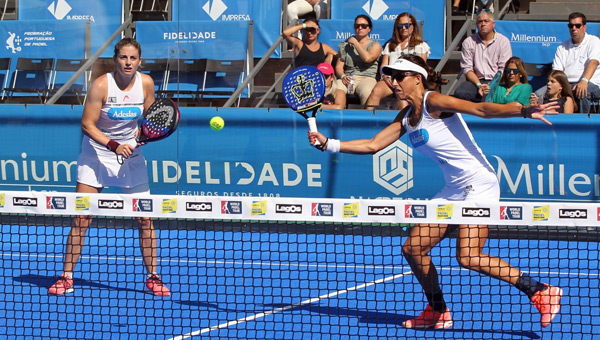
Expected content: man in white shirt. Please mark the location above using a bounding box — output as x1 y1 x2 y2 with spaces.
540 12 600 113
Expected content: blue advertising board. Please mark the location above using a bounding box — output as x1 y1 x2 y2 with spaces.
329 0 445 59
18 0 122 57
495 21 600 64
0 105 598 203
173 0 281 58
135 21 249 60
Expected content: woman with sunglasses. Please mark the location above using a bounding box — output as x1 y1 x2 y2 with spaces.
335 14 382 105
530 70 577 113
283 17 336 67
365 12 430 110
487 56 532 106
308 54 563 330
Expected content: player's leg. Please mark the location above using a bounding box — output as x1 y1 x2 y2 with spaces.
364 80 393 108
456 224 562 327
48 182 99 295
401 223 454 329
354 76 377 105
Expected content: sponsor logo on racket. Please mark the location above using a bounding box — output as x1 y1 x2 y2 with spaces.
462 207 490 217
311 203 333 216
162 198 177 214
97 199 123 210
276 204 302 214
13 197 38 207
558 209 587 219
133 199 153 212
367 206 395 216
532 205 549 222
46 196 66 210
185 202 212 212
221 201 242 214
251 200 267 216
436 204 453 220
75 196 89 211
405 204 426 218
500 206 522 220
343 202 359 218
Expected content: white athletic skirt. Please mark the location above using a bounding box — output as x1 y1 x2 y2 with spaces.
77 135 149 189
432 170 499 202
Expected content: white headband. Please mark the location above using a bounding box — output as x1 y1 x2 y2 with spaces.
381 59 428 80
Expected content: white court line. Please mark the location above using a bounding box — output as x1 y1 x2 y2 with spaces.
167 270 414 340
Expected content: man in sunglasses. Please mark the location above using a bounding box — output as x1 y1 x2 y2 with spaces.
538 12 600 113
453 10 511 103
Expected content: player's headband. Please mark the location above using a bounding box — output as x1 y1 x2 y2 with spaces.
381 59 428 80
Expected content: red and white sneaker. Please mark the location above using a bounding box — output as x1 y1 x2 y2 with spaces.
145 274 170 297
531 284 563 327
402 305 453 329
48 275 74 296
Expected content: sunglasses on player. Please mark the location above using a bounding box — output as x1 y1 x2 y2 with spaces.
568 23 583 29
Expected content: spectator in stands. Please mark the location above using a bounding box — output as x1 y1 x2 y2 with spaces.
47 38 170 297
535 12 600 113
454 9 512 102
308 54 562 330
365 12 430 110
317 62 346 109
335 15 383 106
287 0 327 25
452 0 465 15
283 18 336 67
530 70 577 113
487 56 532 106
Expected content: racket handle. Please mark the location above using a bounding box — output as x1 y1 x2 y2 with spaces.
307 117 320 146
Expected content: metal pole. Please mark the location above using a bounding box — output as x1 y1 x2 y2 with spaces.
434 17 472 73
255 63 292 108
46 16 132 105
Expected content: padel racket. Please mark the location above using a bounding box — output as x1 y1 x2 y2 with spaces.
282 65 326 144
484 70 503 102
138 98 180 143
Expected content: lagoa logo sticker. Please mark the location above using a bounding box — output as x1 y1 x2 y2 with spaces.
186 202 212 212
13 197 38 207
367 206 395 216
276 204 302 214
558 209 587 219
98 199 124 209
462 207 490 217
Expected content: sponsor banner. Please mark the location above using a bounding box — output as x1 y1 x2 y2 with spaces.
135 20 249 60
19 0 122 57
329 0 445 59
0 20 85 59
173 0 281 58
0 190 598 226
1 105 600 202
495 21 600 64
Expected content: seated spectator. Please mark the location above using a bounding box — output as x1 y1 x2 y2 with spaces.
317 63 346 109
283 18 336 67
487 56 532 106
365 12 430 110
335 15 382 106
534 12 600 113
530 70 577 113
287 0 328 26
454 9 511 102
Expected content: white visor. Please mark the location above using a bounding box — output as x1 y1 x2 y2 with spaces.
381 59 428 80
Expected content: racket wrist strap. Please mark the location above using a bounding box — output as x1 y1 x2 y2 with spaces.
326 139 340 153
106 139 120 153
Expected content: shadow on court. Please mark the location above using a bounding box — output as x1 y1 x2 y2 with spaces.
13 274 146 294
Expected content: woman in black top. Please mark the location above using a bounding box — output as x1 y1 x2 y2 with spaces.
283 18 336 67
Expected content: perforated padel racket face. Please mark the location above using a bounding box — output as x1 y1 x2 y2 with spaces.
282 65 326 115
485 70 503 103
138 98 180 143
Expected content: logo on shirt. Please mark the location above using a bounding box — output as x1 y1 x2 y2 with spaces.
409 129 429 148
373 140 414 195
108 107 142 121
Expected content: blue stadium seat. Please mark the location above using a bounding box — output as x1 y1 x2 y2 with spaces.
5 58 55 103
199 59 246 106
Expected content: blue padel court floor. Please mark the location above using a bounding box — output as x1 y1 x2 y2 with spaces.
0 222 598 339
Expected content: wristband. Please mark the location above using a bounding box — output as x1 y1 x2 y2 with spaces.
302 23 306 29
326 139 340 153
476 82 482 87
582 77 589 83
106 139 120 153
521 106 527 119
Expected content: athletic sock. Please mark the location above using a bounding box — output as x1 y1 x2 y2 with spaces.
62 272 73 279
515 272 548 299
426 289 447 312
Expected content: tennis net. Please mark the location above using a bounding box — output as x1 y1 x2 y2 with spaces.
0 191 598 339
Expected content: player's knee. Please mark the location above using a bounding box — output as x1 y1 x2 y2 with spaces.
456 253 478 269
401 242 421 258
